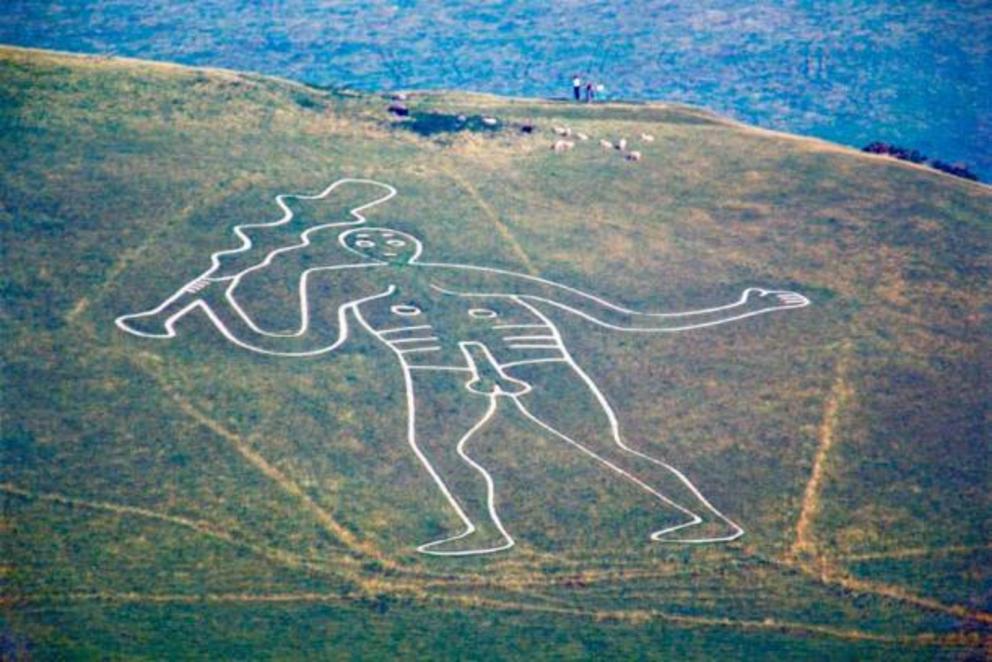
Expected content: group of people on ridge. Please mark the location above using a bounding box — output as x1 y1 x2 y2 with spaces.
571 74 603 102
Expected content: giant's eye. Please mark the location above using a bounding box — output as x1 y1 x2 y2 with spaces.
386 239 406 247
355 240 375 248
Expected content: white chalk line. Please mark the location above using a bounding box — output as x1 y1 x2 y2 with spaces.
507 296 744 543
501 357 569 369
114 179 810 556
415 396 516 557
493 323 547 330
429 281 810 333
115 178 396 340
207 179 396 281
352 311 522 557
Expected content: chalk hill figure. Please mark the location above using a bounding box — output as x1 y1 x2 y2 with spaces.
116 180 811 556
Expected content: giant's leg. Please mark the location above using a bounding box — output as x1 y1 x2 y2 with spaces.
406 368 515 556
507 361 743 544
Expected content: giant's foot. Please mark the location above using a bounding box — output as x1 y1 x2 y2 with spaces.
650 516 744 544
417 527 514 556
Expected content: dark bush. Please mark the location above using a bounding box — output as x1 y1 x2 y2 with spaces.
862 142 980 181
292 92 323 110
398 111 501 137
930 160 979 181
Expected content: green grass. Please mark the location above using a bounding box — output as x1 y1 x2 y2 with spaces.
2 46 990 659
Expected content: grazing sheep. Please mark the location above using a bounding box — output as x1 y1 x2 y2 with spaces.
640 133 655 142
617 138 628 151
553 125 572 136
626 150 642 161
481 116 498 126
575 132 589 141
599 139 614 149
552 140 575 152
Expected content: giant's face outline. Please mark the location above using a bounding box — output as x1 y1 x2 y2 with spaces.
339 227 423 264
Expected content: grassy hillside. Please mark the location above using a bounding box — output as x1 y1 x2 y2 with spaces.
3 1 990 179
2 46 990 658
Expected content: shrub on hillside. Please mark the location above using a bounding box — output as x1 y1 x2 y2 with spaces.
862 142 980 182
929 159 980 181
862 142 926 164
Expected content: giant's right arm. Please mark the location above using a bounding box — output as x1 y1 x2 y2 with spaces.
115 270 394 356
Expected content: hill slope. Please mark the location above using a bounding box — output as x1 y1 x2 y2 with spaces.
2 47 990 658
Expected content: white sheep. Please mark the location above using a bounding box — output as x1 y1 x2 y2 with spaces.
626 150 642 161
575 132 589 141
617 138 628 151
551 140 575 152
640 133 655 142
599 139 613 149
553 125 572 136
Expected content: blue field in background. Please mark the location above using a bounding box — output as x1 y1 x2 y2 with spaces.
3 0 988 179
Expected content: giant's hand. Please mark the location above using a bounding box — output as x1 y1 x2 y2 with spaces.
115 277 216 338
741 287 810 312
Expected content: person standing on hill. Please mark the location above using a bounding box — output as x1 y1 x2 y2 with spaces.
585 81 595 102
572 74 582 101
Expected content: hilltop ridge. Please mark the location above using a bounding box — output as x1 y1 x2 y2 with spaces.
3 44 988 192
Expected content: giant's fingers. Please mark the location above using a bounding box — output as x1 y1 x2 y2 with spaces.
776 293 808 306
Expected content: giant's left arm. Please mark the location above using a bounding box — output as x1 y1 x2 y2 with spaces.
429 265 809 332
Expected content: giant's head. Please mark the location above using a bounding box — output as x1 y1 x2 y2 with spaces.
339 227 423 264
